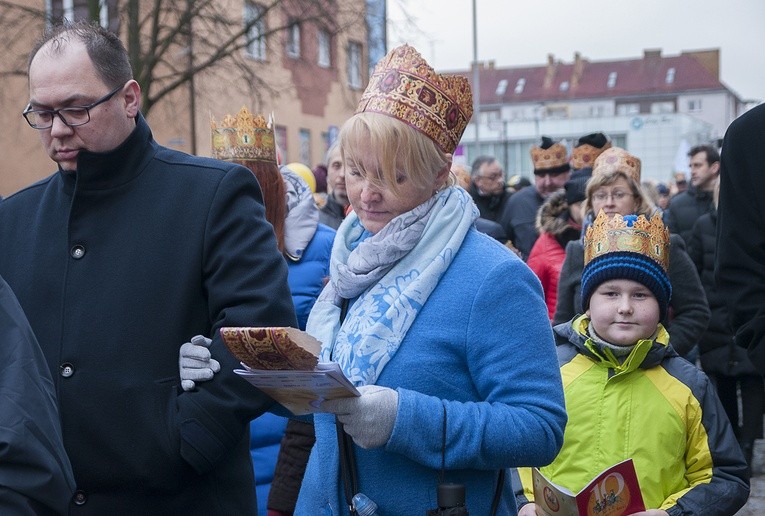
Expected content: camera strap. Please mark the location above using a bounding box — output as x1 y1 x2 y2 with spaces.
335 298 359 515
437 404 506 516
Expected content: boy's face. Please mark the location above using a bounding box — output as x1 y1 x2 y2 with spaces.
586 279 660 346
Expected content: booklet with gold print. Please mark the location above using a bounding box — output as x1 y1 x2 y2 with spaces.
220 327 359 416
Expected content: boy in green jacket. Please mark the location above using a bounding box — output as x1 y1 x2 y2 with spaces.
514 211 749 515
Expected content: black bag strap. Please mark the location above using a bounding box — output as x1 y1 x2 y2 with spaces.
337 420 358 515
438 403 506 516
335 298 358 515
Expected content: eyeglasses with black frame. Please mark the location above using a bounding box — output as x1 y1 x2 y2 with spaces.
22 84 124 129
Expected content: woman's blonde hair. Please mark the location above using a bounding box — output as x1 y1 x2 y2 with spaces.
338 112 452 196
584 169 656 216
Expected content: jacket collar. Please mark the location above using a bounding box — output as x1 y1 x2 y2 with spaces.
554 314 672 372
60 113 156 192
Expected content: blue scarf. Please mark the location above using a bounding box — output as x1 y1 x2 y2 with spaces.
307 186 478 386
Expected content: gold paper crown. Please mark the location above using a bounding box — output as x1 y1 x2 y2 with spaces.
355 44 473 154
211 107 276 163
592 147 641 183
530 140 570 173
571 140 612 170
584 211 670 271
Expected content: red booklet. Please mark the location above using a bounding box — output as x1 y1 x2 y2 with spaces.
533 458 645 516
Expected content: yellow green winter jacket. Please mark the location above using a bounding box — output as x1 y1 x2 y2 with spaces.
515 315 749 515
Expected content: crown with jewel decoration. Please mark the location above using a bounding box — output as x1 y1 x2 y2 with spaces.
584 211 670 271
355 44 473 155
571 141 612 170
592 147 641 183
211 107 276 164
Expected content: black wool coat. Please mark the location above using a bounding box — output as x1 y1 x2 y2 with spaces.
0 115 297 514
688 210 758 376
0 276 76 514
716 103 765 374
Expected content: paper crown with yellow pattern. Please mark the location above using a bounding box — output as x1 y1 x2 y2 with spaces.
530 136 571 175
571 132 612 170
582 211 672 319
592 147 641 183
211 107 276 164
355 44 473 155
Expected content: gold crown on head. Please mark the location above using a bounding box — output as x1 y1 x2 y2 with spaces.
571 140 612 170
211 107 276 164
592 147 641 183
356 44 473 154
530 138 570 173
584 211 670 271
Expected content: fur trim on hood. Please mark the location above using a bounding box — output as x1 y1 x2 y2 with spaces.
536 190 577 237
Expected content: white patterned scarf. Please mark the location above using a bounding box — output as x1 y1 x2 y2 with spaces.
306 185 478 386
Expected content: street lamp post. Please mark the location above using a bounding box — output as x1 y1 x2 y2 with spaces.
472 0 480 157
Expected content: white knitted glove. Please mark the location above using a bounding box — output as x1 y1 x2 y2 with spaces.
321 385 398 449
179 335 220 391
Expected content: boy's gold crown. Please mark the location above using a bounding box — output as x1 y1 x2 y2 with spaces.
356 44 473 155
211 107 276 164
584 211 670 271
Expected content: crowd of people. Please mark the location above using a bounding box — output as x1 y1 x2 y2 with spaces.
1 18 764 516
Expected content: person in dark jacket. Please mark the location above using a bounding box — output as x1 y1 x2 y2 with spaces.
665 144 719 245
0 276 76 514
468 155 514 236
688 181 763 470
4 22 296 513
716 104 765 374
526 176 586 320
503 137 571 260
319 143 350 230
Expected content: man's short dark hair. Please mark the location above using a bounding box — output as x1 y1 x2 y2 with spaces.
470 156 496 176
28 20 133 90
688 144 720 166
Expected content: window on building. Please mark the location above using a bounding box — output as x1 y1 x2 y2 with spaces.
616 103 640 116
650 101 675 114
347 41 363 89
514 78 526 94
546 106 568 119
286 20 301 58
688 99 702 112
559 81 569 92
665 67 676 84
299 129 311 165
47 0 117 29
244 1 266 60
486 110 501 125
275 125 288 161
317 29 331 68
607 71 618 89
495 79 508 96
590 105 605 117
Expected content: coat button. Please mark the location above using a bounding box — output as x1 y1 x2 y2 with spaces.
60 363 75 378
73 490 87 505
71 245 85 259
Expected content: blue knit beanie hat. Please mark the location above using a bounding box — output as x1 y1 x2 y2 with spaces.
581 212 672 320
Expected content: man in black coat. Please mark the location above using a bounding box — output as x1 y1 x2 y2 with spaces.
716 104 765 374
502 137 571 260
1 22 296 513
0 276 75 514
665 144 719 245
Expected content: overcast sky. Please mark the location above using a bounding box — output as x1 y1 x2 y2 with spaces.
387 0 764 103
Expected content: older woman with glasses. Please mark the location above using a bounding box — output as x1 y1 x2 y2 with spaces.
553 148 710 360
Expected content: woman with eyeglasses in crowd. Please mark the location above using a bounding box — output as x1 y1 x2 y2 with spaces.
553 147 710 361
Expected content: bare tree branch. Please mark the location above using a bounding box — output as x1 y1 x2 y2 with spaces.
0 0 366 116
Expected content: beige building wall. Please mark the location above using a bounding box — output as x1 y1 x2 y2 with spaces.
0 0 368 197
